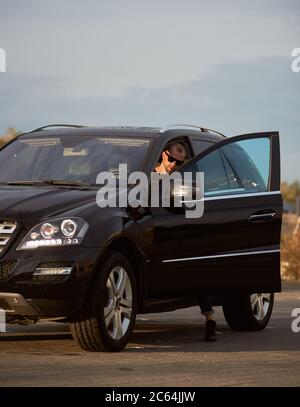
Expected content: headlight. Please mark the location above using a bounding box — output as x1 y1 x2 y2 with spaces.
17 217 89 250
40 223 57 239
61 219 77 238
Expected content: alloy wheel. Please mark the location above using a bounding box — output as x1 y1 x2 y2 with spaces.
104 266 133 340
250 293 271 321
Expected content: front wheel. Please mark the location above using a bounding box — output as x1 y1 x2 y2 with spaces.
70 252 137 352
222 293 274 331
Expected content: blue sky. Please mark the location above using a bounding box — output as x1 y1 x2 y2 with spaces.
0 0 299 181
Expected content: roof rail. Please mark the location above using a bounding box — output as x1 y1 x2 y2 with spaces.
160 124 226 138
29 124 88 133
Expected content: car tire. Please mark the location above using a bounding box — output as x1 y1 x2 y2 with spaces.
70 251 137 352
222 293 274 331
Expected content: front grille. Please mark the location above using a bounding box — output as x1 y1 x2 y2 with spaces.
0 221 17 255
0 260 17 280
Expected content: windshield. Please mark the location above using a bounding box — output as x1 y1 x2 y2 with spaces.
0 134 151 186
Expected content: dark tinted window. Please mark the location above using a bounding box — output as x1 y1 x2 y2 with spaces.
191 140 214 155
178 137 271 197
195 150 229 194
221 138 270 192
220 151 240 189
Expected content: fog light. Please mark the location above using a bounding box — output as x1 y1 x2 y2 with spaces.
34 267 73 276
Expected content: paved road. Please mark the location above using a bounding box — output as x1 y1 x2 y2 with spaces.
0 282 299 387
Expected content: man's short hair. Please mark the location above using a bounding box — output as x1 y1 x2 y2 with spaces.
164 141 187 157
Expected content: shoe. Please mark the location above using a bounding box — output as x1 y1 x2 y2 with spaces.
204 320 217 342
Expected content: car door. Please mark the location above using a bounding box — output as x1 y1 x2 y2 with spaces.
157 132 282 296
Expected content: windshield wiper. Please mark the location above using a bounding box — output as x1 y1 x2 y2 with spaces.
41 179 92 187
0 180 44 186
2 179 93 187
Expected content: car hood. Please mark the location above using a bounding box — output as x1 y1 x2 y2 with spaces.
0 185 97 227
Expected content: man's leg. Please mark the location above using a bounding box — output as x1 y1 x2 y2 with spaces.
197 295 217 341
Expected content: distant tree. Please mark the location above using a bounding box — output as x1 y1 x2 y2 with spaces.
281 233 300 280
0 127 21 147
281 181 300 204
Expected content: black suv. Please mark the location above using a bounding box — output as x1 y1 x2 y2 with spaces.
0 124 282 351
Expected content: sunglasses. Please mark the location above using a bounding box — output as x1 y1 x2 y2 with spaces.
165 151 184 166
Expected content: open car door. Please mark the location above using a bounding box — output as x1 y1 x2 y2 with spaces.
161 132 282 296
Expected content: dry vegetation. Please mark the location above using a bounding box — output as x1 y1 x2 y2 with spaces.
281 214 300 281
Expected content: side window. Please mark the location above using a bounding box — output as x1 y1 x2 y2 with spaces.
220 151 241 189
221 138 270 192
195 150 229 194
191 139 214 155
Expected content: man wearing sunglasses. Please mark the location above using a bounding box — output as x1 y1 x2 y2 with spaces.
154 141 186 174
154 141 217 341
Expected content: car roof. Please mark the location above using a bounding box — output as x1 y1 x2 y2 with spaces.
21 125 226 143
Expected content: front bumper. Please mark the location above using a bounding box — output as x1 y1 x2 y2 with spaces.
0 292 40 316
0 245 102 318
0 292 83 318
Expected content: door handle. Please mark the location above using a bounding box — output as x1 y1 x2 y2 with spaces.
248 212 277 223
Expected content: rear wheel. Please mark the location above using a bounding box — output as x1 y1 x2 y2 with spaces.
70 252 137 352
222 293 274 331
